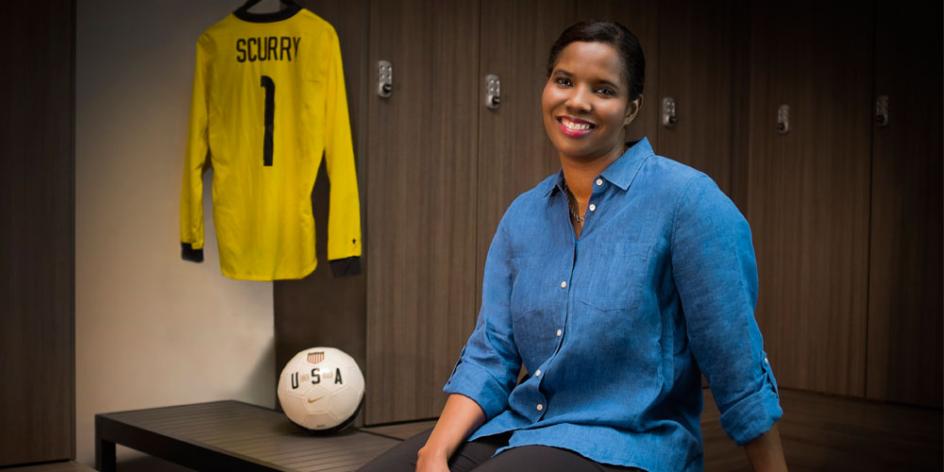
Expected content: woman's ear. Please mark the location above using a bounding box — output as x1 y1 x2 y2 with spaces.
623 95 643 127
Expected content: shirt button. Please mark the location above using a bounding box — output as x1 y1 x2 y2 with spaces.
556 329 563 337
534 369 542 377
589 203 597 212
560 280 567 289
595 178 604 186
536 403 544 412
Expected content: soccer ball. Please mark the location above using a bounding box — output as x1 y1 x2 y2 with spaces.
277 347 365 431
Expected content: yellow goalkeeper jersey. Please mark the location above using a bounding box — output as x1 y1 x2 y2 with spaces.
180 5 362 281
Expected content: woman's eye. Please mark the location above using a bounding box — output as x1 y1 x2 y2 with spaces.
555 77 573 87
596 87 616 96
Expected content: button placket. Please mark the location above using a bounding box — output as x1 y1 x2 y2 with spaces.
541 231 575 410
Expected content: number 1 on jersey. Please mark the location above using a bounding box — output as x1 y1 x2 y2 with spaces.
260 75 275 166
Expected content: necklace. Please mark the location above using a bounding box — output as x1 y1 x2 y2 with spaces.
562 181 585 224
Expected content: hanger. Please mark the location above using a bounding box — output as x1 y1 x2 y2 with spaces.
237 0 299 13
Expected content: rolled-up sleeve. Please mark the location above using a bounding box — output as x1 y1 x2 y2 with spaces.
671 174 783 445
443 215 521 421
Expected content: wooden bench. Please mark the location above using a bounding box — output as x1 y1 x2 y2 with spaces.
95 401 400 471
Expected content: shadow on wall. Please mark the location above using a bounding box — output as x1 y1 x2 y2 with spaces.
240 336 278 405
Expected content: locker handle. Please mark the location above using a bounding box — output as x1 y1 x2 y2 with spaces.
661 97 677 127
485 74 501 110
777 104 790 134
377 60 392 98
875 95 889 127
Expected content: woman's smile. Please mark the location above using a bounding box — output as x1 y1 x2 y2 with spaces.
557 115 597 137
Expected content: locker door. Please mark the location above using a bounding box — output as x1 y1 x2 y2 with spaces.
365 0 481 424
0 0 75 465
866 1 943 407
747 1 873 396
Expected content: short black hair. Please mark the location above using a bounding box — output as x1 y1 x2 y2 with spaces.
547 20 645 101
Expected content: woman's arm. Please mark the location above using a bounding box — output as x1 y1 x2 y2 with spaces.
743 423 788 471
416 394 487 468
669 175 784 447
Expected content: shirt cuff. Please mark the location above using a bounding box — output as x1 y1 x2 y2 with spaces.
329 256 362 277
181 242 204 263
442 359 509 421
720 363 783 445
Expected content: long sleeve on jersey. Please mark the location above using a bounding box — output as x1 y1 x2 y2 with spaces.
180 34 211 263
323 30 363 276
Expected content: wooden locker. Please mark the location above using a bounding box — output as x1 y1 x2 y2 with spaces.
365 0 481 424
746 1 873 396
866 1 943 407
0 0 75 465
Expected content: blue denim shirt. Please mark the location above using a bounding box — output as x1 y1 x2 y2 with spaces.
443 138 782 471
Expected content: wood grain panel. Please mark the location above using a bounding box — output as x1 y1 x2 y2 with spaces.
727 0 753 213
655 0 736 194
866 1 943 407
274 0 370 420
474 0 574 328
746 2 872 396
575 0 660 145
366 0 481 424
0 0 75 466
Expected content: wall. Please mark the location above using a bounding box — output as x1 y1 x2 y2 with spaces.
75 0 276 466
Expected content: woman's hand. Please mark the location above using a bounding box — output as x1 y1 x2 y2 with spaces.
413 394 486 472
415 446 450 472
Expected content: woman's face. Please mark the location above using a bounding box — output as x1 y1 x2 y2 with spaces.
541 41 639 162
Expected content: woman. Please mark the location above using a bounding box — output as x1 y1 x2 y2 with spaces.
361 20 787 472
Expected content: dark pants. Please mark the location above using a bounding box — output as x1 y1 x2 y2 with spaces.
359 428 642 472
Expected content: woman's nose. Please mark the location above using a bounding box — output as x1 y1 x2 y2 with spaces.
565 86 593 113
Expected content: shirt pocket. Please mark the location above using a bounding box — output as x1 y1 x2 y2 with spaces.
579 241 653 311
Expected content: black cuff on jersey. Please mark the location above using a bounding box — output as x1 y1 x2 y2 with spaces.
181 243 204 263
329 257 361 277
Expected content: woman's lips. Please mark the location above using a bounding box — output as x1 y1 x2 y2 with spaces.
557 116 595 138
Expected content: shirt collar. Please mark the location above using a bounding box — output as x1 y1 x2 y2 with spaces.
542 137 655 197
